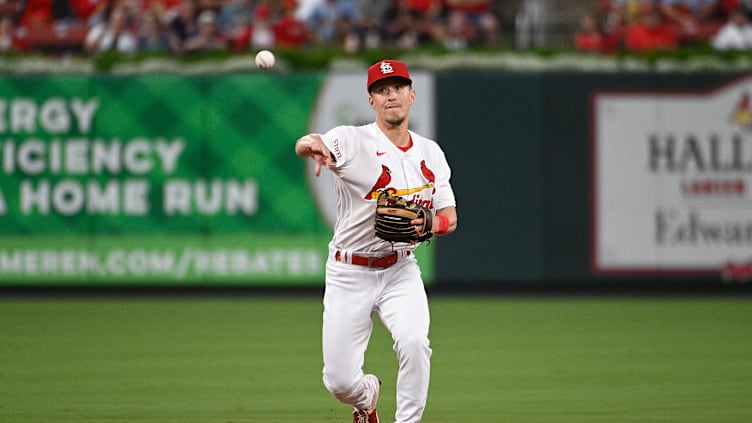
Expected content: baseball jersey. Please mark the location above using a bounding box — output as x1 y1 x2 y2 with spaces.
321 122 455 254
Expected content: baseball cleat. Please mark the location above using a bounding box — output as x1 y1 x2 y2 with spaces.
353 374 381 423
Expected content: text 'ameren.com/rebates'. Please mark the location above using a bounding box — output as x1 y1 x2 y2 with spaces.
0 248 323 279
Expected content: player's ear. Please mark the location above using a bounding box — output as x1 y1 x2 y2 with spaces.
409 89 416 105
368 95 375 108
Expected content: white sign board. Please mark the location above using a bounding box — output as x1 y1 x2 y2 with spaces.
593 76 752 278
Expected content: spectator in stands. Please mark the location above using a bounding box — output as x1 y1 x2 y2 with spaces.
600 0 636 28
0 13 29 53
725 0 752 18
660 0 722 24
19 0 77 30
273 0 310 48
711 6 752 48
166 0 199 52
382 0 447 50
221 12 252 52
50 0 78 24
625 2 679 51
599 0 658 51
140 0 182 23
183 8 227 52
217 0 255 35
658 0 724 42
137 9 174 52
575 12 605 52
305 0 360 47
250 1 275 49
83 4 138 53
443 0 499 48
197 0 224 12
69 0 108 27
219 0 278 53
351 0 390 50
382 1 418 50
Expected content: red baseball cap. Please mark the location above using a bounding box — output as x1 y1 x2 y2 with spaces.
367 59 412 92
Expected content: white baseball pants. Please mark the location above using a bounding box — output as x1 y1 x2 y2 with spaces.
322 254 432 423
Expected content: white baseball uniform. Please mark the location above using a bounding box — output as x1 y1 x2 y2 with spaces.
319 122 455 423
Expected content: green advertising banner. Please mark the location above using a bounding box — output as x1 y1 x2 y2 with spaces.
0 73 339 285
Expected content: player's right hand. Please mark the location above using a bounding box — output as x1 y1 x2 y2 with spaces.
296 134 335 177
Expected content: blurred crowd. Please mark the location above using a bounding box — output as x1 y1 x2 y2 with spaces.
6 0 751 59
0 0 500 56
575 0 752 53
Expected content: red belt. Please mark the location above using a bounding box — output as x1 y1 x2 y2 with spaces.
334 250 410 269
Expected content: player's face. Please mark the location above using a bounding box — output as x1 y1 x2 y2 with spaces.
369 79 415 126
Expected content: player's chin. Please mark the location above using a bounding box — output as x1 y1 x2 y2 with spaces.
384 113 407 126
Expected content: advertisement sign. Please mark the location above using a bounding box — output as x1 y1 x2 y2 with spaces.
593 76 752 278
0 74 332 284
0 72 438 285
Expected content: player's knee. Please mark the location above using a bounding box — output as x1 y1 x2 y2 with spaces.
394 333 431 359
322 372 359 398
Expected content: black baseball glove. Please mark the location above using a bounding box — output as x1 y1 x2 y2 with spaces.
374 190 433 243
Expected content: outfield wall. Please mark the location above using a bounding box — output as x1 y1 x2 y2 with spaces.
0 71 749 287
435 71 752 286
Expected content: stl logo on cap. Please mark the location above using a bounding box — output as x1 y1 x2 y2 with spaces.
380 61 395 75
367 59 412 91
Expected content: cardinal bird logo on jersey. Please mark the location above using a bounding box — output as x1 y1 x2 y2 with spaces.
364 161 436 200
420 160 436 194
365 165 392 199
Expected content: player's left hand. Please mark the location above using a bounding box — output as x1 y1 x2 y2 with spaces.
374 191 433 243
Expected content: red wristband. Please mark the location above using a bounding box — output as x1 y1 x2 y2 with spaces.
436 215 449 235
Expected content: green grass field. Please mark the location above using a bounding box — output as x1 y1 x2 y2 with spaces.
1 295 751 422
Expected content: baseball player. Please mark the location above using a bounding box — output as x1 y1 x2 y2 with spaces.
294 59 457 423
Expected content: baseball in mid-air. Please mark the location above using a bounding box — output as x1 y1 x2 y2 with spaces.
255 50 275 70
